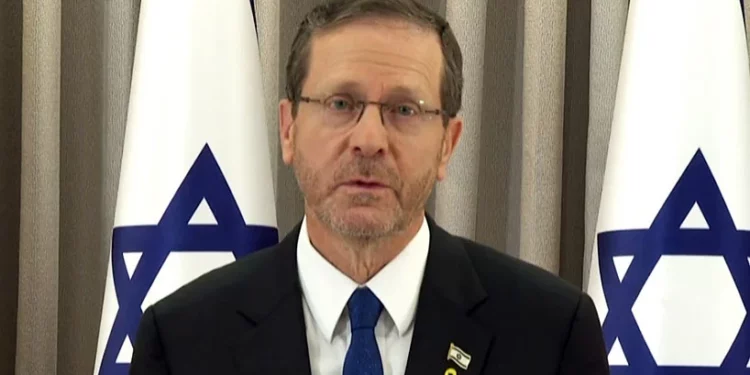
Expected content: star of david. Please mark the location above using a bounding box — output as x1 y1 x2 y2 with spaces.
98 143 279 375
598 149 750 374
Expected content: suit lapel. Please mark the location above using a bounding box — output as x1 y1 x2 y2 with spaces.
405 217 493 375
229 223 312 375
231 290 311 374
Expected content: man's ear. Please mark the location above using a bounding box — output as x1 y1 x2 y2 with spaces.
280 98 296 165
436 117 463 181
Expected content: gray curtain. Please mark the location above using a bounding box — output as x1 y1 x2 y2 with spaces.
1 0 748 374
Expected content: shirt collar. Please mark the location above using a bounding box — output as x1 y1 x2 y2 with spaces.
296 215 431 342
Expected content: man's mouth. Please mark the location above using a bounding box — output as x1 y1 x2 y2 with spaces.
341 179 389 189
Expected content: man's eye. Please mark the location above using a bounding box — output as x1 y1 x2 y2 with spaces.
326 97 354 111
392 103 419 116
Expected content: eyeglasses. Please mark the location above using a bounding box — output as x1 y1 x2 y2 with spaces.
297 93 449 133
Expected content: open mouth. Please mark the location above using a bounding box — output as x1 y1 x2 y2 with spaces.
342 179 388 189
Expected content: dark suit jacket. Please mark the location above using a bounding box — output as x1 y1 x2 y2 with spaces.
130 216 609 374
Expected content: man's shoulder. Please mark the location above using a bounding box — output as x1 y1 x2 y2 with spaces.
147 244 283 317
431 231 606 371
456 235 584 308
447 234 595 353
130 243 297 371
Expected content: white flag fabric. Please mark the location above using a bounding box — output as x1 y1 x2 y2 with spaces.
93 1 278 373
586 0 750 373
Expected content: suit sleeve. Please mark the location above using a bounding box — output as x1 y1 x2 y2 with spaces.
130 305 171 375
558 293 610 375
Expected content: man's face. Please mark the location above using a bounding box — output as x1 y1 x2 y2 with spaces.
280 17 462 239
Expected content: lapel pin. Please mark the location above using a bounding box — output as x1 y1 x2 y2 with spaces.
447 342 471 370
444 368 457 375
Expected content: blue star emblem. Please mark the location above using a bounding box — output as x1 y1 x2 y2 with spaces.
598 149 750 374
98 144 279 375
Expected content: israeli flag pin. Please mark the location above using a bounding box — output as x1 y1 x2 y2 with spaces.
447 342 471 370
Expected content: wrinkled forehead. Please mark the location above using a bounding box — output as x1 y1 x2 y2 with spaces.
304 17 444 104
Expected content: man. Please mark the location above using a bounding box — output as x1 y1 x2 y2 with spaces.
130 0 609 373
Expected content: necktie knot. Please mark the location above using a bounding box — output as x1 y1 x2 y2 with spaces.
347 287 383 331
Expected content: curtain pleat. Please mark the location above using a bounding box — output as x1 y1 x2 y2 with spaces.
0 1 22 374
559 0 592 285
59 1 106 372
518 0 568 274
17 1 62 374
473 0 525 259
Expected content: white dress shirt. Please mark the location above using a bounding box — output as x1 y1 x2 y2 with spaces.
296 215 431 375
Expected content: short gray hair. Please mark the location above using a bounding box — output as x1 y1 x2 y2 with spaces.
284 0 463 120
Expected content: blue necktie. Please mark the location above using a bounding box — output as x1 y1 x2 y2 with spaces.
343 287 384 375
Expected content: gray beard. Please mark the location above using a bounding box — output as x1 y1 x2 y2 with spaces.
292 132 444 243
294 163 436 242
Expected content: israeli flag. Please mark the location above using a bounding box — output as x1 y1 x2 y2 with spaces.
93 1 278 374
585 0 750 373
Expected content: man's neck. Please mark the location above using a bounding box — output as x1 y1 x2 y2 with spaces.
305 211 424 284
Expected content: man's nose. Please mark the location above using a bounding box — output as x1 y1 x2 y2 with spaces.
348 104 389 157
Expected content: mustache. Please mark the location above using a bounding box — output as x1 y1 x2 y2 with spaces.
333 158 401 188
